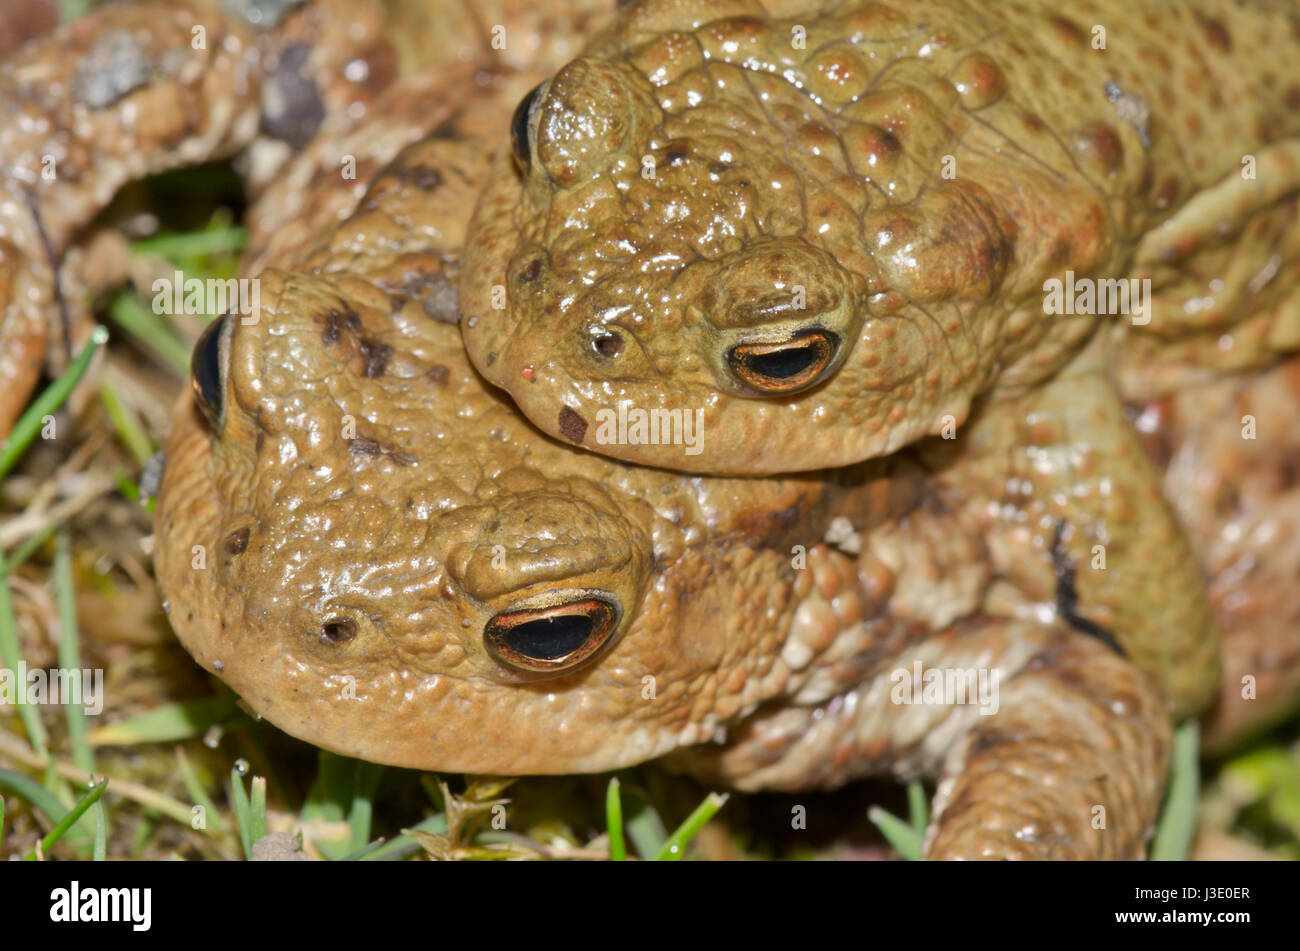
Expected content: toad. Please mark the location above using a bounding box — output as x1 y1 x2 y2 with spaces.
460 0 1300 717
2 0 1292 859
149 40 1178 858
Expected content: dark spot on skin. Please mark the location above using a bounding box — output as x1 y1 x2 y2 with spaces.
664 142 691 166
558 405 588 443
320 618 358 645
1286 85 1300 111
1051 522 1126 657
520 258 542 282
427 364 450 387
348 436 416 466
1198 15 1231 52
875 128 902 156
1152 176 1180 211
260 43 326 148
968 729 1020 756
359 338 393 377
1046 14 1085 45
321 307 362 345
593 333 623 358
1279 454 1298 490
708 160 733 175
486 352 497 366
398 163 444 191
255 430 265 453
224 527 250 555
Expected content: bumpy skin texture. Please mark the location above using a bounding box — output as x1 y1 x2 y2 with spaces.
13 0 1291 858
463 0 1300 473
1135 356 1300 747
460 0 1300 720
146 22 1178 856
0 0 386 436
0 0 615 437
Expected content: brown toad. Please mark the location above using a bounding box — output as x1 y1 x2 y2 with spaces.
459 0 1300 719
148 28 1175 858
4 0 1292 860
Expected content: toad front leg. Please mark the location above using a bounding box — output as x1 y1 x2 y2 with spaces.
924 331 1221 717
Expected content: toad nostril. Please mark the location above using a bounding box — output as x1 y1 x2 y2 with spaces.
592 333 623 359
484 596 619 674
320 618 358 645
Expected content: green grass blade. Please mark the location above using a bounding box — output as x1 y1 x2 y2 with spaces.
250 776 267 848
53 531 91 772
131 226 246 260
868 805 923 861
129 815 153 859
653 792 728 861
24 778 106 860
0 325 107 480
87 694 239 747
907 779 929 839
230 766 253 859
605 777 626 861
0 770 67 826
54 529 104 850
175 745 226 835
1151 720 1200 861
354 815 448 861
98 379 154 466
107 293 190 374
300 754 383 859
3 519 59 573
347 762 383 854
92 797 107 861
623 793 668 860
0 578 50 758
339 838 389 861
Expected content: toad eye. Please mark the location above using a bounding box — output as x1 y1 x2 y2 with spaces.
191 314 231 430
510 82 546 174
726 328 840 395
484 594 620 675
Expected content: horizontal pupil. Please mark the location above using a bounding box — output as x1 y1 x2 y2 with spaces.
506 614 594 660
747 344 816 379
